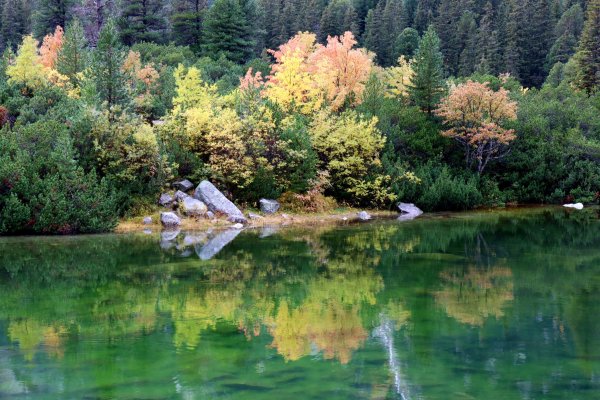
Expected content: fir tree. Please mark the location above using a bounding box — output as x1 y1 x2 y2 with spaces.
56 19 88 87
395 27 420 59
90 19 128 115
476 2 500 75
119 0 167 45
171 0 207 49
319 0 358 42
33 0 74 39
547 4 584 68
202 0 254 63
409 25 445 114
1 0 29 50
574 0 600 93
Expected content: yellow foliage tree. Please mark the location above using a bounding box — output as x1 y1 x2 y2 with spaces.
385 56 414 101
6 35 47 91
172 64 218 115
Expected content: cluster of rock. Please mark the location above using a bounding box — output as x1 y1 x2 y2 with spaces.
156 179 282 229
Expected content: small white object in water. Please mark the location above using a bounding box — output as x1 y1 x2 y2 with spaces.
563 203 584 210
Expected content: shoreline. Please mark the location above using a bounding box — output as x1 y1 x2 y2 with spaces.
116 209 401 233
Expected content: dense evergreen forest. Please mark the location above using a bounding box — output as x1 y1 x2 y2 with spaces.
0 0 599 234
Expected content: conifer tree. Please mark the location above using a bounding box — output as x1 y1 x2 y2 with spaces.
476 2 500 75
395 27 420 59
33 0 73 39
90 19 128 114
362 3 383 61
202 0 254 63
119 0 167 45
409 25 445 114
1 0 29 50
547 4 584 68
171 0 207 49
574 0 600 93
319 0 358 42
56 19 88 87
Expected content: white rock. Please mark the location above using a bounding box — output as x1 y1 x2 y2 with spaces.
563 203 584 210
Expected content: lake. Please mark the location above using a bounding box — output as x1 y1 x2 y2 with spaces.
0 207 599 399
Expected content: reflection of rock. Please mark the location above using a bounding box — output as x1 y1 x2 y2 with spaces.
160 229 180 250
564 203 584 210
196 229 242 260
194 181 247 223
259 199 280 214
357 211 372 221
259 226 279 238
179 249 194 258
182 232 208 247
398 203 423 219
160 212 181 227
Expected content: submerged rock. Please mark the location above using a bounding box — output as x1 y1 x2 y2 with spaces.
259 226 279 238
194 181 247 223
564 203 584 210
181 197 208 216
231 223 244 230
259 199 280 214
196 229 242 260
159 193 174 207
174 179 194 192
160 212 181 227
357 211 372 221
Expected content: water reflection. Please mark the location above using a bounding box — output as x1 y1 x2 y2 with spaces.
0 207 599 399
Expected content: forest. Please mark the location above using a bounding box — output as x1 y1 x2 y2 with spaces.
0 0 599 234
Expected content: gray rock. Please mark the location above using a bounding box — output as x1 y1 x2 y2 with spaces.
160 211 181 227
159 193 174 207
231 223 244 230
181 197 208 217
248 212 264 220
357 211 372 221
174 190 189 202
174 179 195 192
194 180 247 223
196 229 242 260
398 203 423 218
563 203 584 210
143 216 153 225
206 211 215 219
281 213 290 220
259 199 280 214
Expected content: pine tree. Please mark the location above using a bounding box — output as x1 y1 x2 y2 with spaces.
1 0 29 50
524 0 554 87
457 12 477 76
380 0 405 66
362 1 383 62
475 2 500 75
56 19 88 87
547 4 584 68
119 0 167 45
202 0 254 63
395 27 420 59
33 0 74 39
409 25 445 114
90 19 128 114
574 0 600 93
171 0 207 49
319 0 357 42
414 0 436 33
503 0 525 79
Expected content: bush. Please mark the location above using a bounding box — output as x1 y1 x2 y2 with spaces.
0 122 117 234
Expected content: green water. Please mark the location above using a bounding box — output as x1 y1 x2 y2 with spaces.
0 207 599 399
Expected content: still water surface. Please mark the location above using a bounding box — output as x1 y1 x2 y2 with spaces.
0 207 599 399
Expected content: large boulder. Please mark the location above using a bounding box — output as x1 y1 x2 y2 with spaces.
564 203 584 210
180 196 208 217
174 179 194 192
194 181 247 223
160 212 181 227
259 199 280 214
398 203 423 216
159 193 174 207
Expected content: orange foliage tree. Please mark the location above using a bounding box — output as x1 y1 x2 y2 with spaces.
309 32 374 111
39 26 64 69
264 31 373 113
435 80 518 174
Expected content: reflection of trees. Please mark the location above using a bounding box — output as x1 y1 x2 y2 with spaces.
435 266 513 326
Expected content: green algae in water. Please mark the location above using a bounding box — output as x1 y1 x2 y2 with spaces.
0 207 599 399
